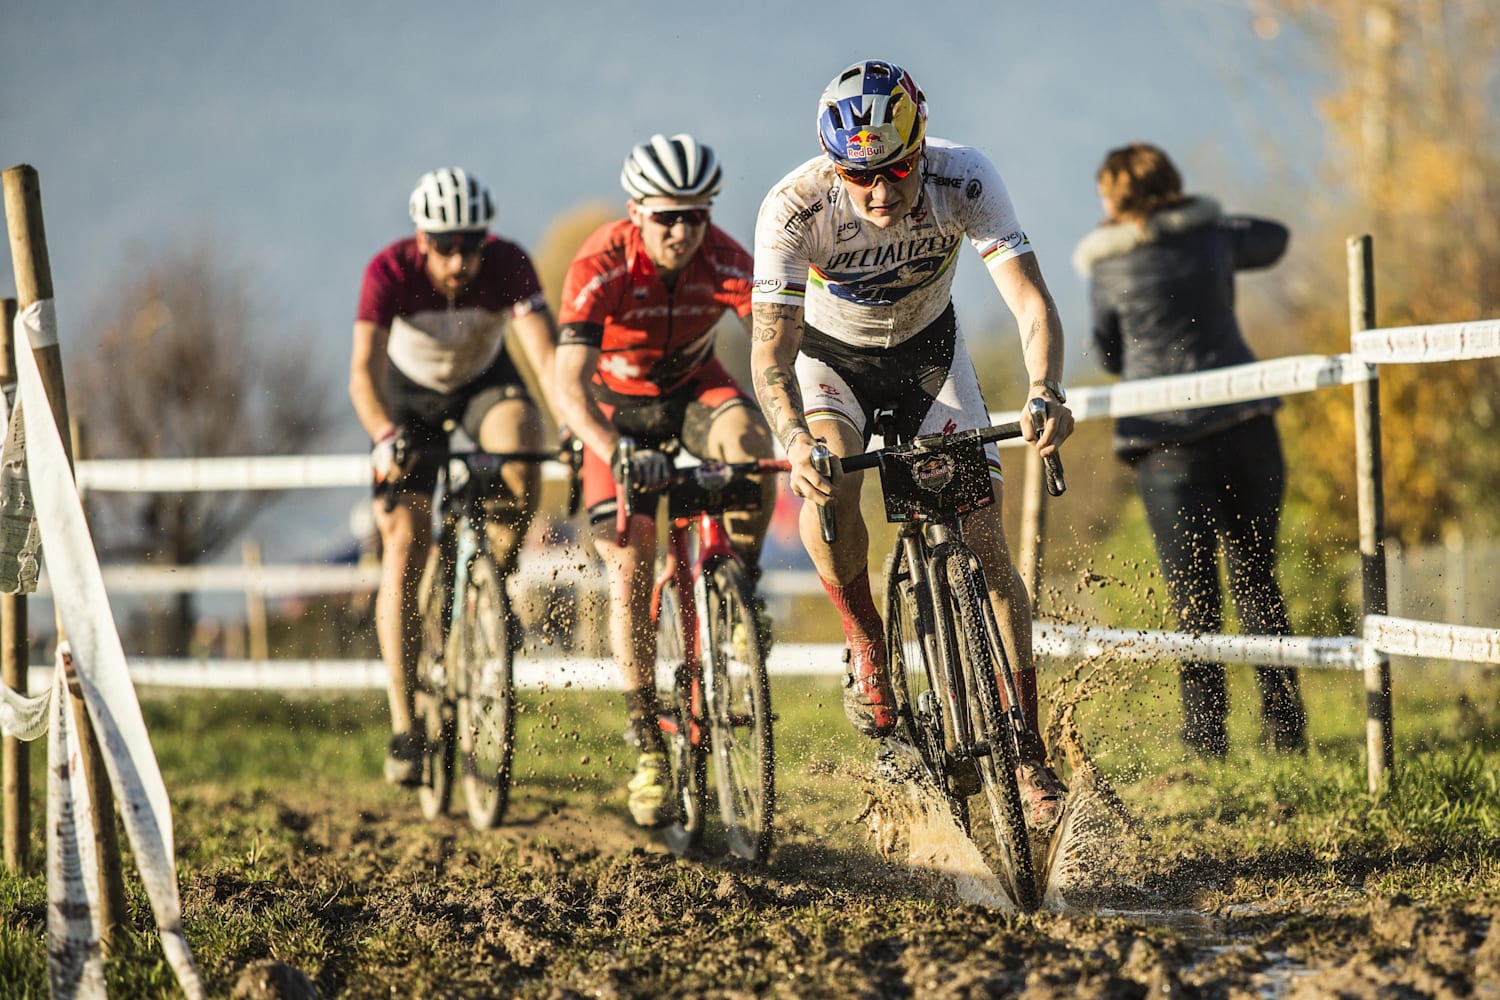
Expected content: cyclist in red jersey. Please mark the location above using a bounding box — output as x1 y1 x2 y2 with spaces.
554 134 776 828
352 167 558 786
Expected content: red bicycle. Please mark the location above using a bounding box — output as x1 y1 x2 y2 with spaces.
616 441 789 862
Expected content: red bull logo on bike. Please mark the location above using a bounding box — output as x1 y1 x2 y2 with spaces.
912 453 955 492
845 129 887 162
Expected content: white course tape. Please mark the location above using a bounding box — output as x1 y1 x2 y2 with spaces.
14 307 206 999
1353 318 1500 364
20 299 59 348
47 658 106 999
1032 621 1364 670
0 675 51 740
75 453 573 492
1364 614 1500 665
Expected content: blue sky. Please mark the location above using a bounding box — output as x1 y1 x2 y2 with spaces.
1 0 1324 559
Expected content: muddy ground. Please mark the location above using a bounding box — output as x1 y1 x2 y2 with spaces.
199 756 1500 1000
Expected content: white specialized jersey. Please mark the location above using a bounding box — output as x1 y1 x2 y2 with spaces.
752 138 1034 349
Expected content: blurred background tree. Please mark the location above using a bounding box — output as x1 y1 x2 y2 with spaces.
69 237 330 654
1261 0 1500 548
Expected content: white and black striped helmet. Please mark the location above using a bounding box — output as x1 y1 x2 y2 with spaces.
620 134 722 200
408 167 495 232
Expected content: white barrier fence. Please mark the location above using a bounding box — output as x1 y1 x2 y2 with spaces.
35 314 1500 696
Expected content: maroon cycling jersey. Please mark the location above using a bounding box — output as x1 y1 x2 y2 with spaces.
356 236 546 393
557 218 753 398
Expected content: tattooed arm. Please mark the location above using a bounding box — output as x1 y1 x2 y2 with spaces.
989 252 1074 453
750 301 829 502
750 302 810 450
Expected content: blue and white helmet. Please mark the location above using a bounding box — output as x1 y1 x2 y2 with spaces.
816 60 928 170
408 168 495 232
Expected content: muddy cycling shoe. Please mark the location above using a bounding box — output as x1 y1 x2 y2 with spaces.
384 731 425 787
627 752 671 828
1015 760 1068 830
841 640 897 738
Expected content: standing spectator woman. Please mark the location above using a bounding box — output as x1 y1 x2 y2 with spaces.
1073 142 1306 757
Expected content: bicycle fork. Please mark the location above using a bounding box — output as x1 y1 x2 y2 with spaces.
952 545 1034 754
652 525 703 746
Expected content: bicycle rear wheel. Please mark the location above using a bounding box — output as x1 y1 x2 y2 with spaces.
416 554 455 820
655 577 707 854
944 550 1039 912
455 551 515 830
704 561 774 863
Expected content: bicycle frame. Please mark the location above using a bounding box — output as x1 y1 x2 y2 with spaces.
838 400 1060 760
652 507 738 749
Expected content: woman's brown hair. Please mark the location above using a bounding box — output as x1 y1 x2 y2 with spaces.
1096 142 1185 225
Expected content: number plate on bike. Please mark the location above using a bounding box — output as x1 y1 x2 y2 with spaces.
877 439 993 522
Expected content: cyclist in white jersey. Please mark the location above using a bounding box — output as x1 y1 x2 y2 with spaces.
751 59 1075 828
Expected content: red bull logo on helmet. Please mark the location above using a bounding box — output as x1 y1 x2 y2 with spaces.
844 128 888 162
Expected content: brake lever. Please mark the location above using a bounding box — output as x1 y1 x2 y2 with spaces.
1028 398 1066 497
614 436 635 544
561 431 584 518
809 439 839 543
380 430 412 513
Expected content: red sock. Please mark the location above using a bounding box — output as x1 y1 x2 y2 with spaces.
821 570 883 646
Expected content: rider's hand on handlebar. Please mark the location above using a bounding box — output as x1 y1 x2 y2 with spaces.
612 444 673 489
786 432 833 505
370 424 411 485
1022 395 1075 457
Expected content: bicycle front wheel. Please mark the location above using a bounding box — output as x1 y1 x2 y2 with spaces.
655 577 707 854
455 551 515 830
943 550 1039 912
885 546 969 814
704 561 774 863
416 553 455 821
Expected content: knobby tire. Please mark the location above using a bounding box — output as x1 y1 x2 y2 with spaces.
883 545 971 829
944 550 1040 912
417 551 456 820
456 551 515 830
705 561 775 863
655 578 707 854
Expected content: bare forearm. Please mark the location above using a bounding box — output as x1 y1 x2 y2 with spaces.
350 321 393 437
552 346 617 462
750 302 810 451
1020 300 1065 386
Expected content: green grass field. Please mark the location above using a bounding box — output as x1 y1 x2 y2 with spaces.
1 656 1497 996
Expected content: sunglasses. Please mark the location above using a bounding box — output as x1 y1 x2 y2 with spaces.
425 230 487 256
835 151 921 188
637 206 711 228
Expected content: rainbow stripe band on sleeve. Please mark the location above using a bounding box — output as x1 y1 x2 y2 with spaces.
979 234 1032 266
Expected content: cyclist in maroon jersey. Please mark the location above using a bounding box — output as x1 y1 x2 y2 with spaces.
553 134 776 828
351 167 558 786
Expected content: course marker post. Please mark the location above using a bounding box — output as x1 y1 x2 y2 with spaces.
1348 234 1393 795
0 297 28 872
3 163 129 945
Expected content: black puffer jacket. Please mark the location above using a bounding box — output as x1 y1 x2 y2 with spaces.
1073 197 1288 457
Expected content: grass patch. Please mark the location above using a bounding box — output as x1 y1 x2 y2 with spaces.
0 659 1496 995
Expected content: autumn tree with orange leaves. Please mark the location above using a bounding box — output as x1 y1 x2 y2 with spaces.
1261 0 1500 547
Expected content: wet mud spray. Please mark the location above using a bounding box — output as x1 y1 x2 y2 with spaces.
859 643 1151 913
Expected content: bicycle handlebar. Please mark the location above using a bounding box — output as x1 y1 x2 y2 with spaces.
380 442 581 513
815 402 1067 542
1028 398 1067 497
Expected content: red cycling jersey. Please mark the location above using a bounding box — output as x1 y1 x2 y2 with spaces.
558 218 753 398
